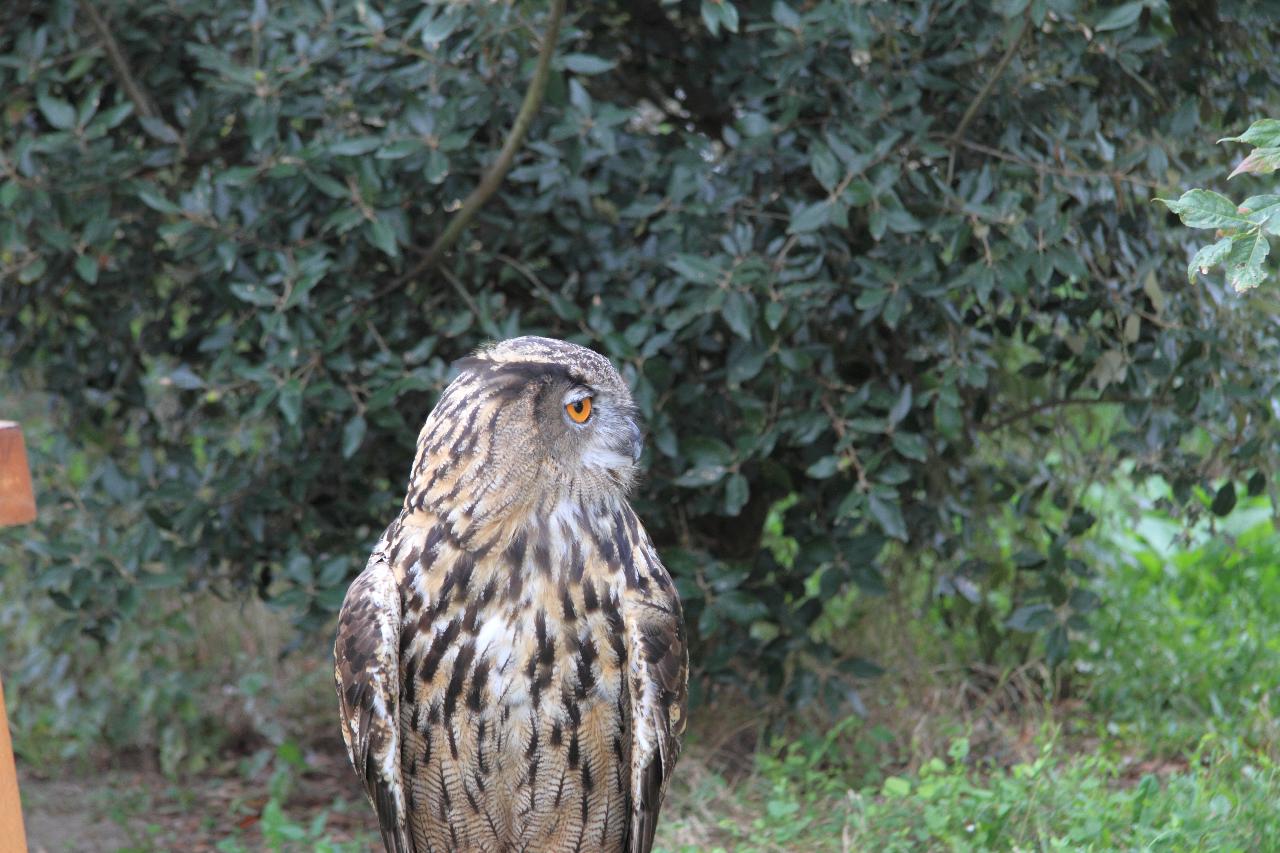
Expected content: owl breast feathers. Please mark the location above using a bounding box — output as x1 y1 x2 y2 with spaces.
334 336 688 853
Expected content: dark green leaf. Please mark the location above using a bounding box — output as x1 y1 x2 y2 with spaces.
328 137 382 156
887 385 912 427
788 200 831 234
561 54 616 75
772 1 801 28
1094 3 1143 31
891 431 928 462
724 472 749 515
342 414 367 459
1007 603 1055 632
721 291 754 339
667 254 721 285
135 186 181 215
74 255 98 284
868 494 907 541
37 93 76 129
1013 550 1046 570
139 116 180 145
278 380 303 426
228 282 278 306
805 456 839 479
366 216 399 258
1211 482 1237 516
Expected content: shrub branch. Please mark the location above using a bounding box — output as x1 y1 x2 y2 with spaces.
947 14 1030 183
78 1 158 121
982 395 1165 432
397 0 567 288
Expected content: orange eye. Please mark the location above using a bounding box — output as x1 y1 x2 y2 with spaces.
566 397 592 424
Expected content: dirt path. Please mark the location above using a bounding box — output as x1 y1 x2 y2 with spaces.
20 774 136 853
17 752 377 852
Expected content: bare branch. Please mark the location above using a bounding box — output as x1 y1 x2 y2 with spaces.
981 395 1164 433
947 15 1031 183
391 0 567 292
950 138 1160 189
79 1 161 124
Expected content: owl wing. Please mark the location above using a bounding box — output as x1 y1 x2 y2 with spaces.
334 544 415 853
624 574 689 853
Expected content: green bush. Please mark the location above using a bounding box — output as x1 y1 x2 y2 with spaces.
3 0 1280 738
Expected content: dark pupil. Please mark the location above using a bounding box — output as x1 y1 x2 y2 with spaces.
572 401 584 414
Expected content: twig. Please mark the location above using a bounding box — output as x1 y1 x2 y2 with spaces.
493 252 590 336
392 0 566 289
438 265 484 322
947 15 1031 183
950 138 1160 189
78 1 163 124
818 393 869 491
494 252 549 295
981 395 1163 433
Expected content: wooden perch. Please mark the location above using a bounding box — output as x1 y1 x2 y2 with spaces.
0 421 33 851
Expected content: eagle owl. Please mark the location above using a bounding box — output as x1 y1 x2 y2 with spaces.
334 336 688 853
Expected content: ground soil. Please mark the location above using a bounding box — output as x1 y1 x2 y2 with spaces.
18 748 377 852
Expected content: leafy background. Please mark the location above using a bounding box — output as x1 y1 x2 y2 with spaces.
3 0 1280 846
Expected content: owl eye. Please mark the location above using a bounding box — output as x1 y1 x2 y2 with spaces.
565 396 593 424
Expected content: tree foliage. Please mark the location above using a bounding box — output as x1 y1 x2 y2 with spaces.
3 0 1280 726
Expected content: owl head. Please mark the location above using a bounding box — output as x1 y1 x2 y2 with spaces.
407 336 644 524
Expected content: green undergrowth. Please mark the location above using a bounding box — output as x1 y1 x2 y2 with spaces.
217 802 369 853
655 732 1280 852
1084 490 1280 757
101 725 1280 852
96 724 1280 852
652 497 1280 852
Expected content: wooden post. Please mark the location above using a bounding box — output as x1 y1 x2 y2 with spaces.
0 421 33 852
0 422 37 526
0 679 26 853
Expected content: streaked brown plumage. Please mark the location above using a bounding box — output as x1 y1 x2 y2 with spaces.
335 336 687 853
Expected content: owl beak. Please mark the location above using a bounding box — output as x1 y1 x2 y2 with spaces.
628 420 643 463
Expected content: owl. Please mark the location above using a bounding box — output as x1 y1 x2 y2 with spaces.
334 336 688 853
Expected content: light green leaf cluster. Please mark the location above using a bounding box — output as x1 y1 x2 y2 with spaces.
1158 119 1280 292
